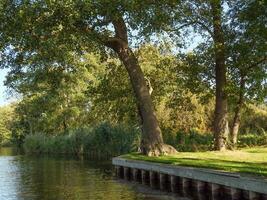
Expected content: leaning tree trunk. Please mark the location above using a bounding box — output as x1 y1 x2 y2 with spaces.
105 17 176 156
118 48 165 156
211 0 229 151
231 76 245 146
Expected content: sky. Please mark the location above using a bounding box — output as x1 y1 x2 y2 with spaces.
0 69 11 106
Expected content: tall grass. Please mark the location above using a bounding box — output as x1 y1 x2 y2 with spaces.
24 122 140 157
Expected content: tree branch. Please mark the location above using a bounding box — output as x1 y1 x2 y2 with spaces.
246 56 267 71
74 19 125 50
104 37 128 51
112 16 128 44
194 20 214 37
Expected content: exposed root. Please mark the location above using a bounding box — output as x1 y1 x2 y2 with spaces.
145 143 178 157
161 144 178 155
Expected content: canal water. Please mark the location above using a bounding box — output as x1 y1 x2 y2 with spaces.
0 148 187 200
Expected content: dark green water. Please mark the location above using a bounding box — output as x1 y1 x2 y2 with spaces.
0 148 186 200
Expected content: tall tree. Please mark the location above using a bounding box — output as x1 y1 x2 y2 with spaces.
227 0 267 145
0 1 177 155
211 0 229 150
176 0 267 148
104 17 166 155
174 0 229 150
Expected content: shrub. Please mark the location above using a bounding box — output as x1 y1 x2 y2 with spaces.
163 129 213 152
238 133 267 147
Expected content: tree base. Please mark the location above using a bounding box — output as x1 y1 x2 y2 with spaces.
145 144 178 157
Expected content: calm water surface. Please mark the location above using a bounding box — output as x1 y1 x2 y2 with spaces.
0 148 186 200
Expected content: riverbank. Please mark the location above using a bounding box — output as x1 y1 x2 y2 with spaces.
114 147 267 199
112 157 267 199
122 146 267 178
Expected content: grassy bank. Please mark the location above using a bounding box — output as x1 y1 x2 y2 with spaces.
122 146 267 178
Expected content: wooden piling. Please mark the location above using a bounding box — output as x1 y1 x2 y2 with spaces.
141 170 149 185
159 173 168 191
231 188 242 200
113 158 267 198
115 166 120 177
123 167 130 180
210 183 221 200
181 177 190 196
149 171 159 189
195 180 206 192
170 175 179 193
132 168 141 182
117 166 124 179
223 187 242 200
242 190 261 200
192 180 206 200
249 191 260 200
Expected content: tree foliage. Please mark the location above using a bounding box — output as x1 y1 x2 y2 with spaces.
0 104 15 144
0 0 266 152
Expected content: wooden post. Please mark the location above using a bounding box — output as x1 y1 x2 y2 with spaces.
149 171 159 189
159 173 168 191
123 167 130 180
180 177 190 196
249 191 260 200
230 188 241 200
210 183 221 200
170 175 179 193
141 170 149 185
242 190 261 200
115 166 120 177
192 180 206 200
118 166 124 179
195 180 206 192
132 168 141 182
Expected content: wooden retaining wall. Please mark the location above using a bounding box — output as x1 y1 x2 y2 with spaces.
112 157 267 200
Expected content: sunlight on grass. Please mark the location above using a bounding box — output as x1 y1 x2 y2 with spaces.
122 147 267 178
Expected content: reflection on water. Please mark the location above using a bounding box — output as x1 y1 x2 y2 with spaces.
0 148 186 200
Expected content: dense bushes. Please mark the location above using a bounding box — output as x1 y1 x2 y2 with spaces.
163 130 213 152
163 130 267 152
238 133 267 147
239 104 267 135
24 123 140 156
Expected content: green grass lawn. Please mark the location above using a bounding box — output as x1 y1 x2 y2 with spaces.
122 146 267 178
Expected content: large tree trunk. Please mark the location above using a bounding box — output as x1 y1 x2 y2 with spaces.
105 17 176 156
118 48 165 156
230 76 245 146
211 0 229 151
